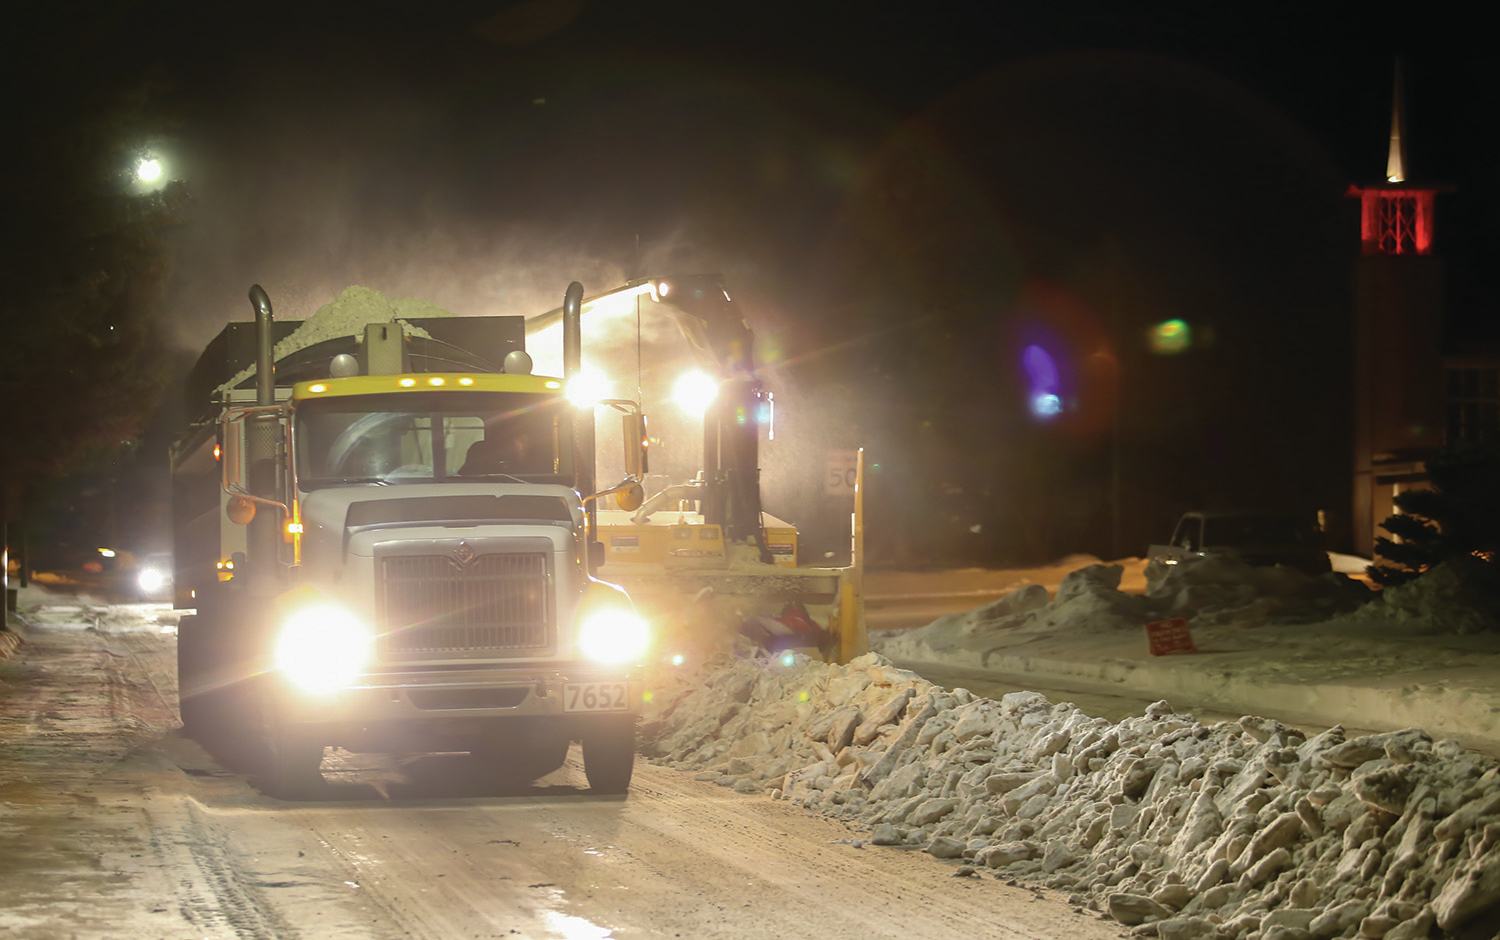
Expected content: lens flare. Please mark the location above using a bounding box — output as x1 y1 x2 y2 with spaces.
274 604 372 695
672 369 719 417
578 608 650 664
566 368 610 408
1150 319 1192 355
1021 345 1062 421
1030 392 1062 418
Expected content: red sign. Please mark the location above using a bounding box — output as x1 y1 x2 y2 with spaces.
1146 618 1196 656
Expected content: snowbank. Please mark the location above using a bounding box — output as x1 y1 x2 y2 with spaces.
877 560 1500 750
644 650 1500 936
218 285 454 392
880 558 1364 665
1146 557 1369 627
1354 562 1500 636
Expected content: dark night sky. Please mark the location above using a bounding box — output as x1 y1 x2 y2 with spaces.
6 2 1496 561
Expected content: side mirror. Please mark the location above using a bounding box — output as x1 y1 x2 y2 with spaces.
585 479 645 511
623 413 649 478
226 495 257 526
612 481 645 512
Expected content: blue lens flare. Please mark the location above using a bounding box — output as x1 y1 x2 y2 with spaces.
1030 392 1062 418
1021 345 1062 421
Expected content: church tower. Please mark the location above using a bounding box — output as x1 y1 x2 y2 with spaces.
1348 61 1449 553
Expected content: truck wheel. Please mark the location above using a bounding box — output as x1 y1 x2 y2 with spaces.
176 615 218 739
581 718 636 794
251 689 324 799
256 732 325 799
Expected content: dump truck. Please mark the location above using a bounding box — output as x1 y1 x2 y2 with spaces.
171 282 650 796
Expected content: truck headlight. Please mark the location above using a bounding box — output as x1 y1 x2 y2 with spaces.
274 604 372 694
578 608 650 665
137 567 166 593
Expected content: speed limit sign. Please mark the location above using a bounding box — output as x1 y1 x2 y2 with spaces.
825 449 858 496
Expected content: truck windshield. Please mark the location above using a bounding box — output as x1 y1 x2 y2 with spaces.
295 391 573 488
1204 514 1315 548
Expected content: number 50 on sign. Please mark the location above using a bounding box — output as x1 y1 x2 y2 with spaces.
826 450 859 497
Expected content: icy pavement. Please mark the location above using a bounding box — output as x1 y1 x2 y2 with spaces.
1 597 1110 939
877 560 1500 752
644 648 1500 937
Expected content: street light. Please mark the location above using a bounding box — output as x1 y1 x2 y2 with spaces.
135 157 163 184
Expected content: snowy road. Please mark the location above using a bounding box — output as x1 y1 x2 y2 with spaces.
0 607 1118 939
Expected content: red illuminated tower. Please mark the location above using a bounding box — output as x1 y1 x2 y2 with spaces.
1348 61 1450 553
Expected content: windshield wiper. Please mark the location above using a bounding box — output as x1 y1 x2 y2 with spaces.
311 477 391 486
466 472 530 484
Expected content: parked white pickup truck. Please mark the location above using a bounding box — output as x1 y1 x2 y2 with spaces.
1147 511 1332 577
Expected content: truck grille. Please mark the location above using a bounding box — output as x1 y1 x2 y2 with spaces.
377 552 552 657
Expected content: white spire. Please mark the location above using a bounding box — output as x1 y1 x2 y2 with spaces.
1386 60 1407 183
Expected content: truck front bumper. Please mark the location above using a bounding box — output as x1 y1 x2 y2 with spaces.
273 664 642 729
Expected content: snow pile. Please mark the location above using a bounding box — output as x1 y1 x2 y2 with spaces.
882 559 1367 661
1354 562 1500 636
1146 556 1369 627
218 286 454 392
878 564 1149 658
645 650 1500 936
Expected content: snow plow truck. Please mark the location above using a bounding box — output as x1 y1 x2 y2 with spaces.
171 282 649 796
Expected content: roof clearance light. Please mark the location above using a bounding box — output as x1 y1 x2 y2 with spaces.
657 281 671 297
212 443 222 461
97 548 117 558
308 383 328 393
458 376 475 386
398 377 416 388
428 377 446 386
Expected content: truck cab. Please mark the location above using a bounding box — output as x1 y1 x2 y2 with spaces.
173 284 647 796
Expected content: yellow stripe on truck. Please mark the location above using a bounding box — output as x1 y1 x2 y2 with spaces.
291 373 565 400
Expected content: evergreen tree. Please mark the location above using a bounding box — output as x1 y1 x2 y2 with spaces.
1370 441 1500 589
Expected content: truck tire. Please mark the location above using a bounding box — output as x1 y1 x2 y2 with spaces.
175 615 217 739
255 731 325 800
581 718 636 794
250 686 325 799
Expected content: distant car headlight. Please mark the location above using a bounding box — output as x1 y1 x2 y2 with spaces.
274 603 372 694
137 567 166 593
578 608 650 666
